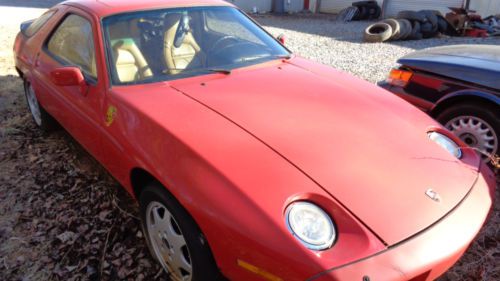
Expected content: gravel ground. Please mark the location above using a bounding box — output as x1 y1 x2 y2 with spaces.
0 6 499 281
257 14 500 83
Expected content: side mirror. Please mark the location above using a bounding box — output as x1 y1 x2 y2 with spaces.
50 67 85 87
277 34 286 45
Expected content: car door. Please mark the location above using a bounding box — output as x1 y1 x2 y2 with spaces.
32 9 106 160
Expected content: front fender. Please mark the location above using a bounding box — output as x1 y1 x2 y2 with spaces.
108 84 386 281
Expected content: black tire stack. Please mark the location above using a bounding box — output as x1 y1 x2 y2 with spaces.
364 10 450 42
352 1 382 20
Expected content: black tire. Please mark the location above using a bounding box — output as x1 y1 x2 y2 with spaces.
420 22 437 38
23 80 58 132
397 10 426 22
364 22 393 42
357 6 369 20
139 183 221 281
371 6 382 20
368 7 376 16
418 10 438 27
436 102 499 160
351 6 362 20
398 19 413 40
427 10 443 17
407 21 422 40
352 1 378 8
437 16 448 33
382 18 401 40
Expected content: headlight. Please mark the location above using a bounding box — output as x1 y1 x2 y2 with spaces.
428 131 462 159
285 202 335 250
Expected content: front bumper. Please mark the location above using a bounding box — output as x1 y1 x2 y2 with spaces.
310 165 496 281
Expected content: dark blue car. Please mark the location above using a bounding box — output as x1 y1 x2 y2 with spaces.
379 44 499 162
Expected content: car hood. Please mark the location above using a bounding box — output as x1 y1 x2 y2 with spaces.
398 44 500 90
169 58 479 245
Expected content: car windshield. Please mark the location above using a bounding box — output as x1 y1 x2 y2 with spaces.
102 6 290 85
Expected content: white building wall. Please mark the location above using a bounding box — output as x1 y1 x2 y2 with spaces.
225 0 273 13
382 0 465 18
469 0 500 17
319 0 384 14
226 0 305 13
285 0 306 12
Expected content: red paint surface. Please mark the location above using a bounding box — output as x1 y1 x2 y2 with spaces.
13 1 494 280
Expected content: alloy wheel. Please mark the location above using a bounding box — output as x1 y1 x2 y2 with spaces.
146 201 193 281
445 115 498 159
25 83 42 126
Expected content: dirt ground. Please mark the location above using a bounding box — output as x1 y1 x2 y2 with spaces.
0 5 498 281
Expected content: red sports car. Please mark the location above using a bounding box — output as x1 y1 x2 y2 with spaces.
13 0 495 280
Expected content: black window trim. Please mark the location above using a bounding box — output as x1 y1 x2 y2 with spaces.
43 10 98 85
22 9 58 38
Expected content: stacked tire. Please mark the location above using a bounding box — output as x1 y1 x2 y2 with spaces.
364 10 449 42
352 1 382 21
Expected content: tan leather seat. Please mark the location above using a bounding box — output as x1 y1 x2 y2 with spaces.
164 13 205 74
112 39 153 83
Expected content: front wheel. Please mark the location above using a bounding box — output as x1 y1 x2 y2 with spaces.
436 103 499 162
139 183 220 281
23 80 57 131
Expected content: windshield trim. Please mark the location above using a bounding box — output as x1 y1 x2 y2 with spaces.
101 6 292 87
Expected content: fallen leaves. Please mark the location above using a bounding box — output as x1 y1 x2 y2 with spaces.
0 78 166 280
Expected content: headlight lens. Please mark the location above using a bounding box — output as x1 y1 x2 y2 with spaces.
428 131 462 159
285 202 335 250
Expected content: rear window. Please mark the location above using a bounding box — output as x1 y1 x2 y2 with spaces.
23 10 56 37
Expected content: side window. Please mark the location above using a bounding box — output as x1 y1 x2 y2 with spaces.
47 14 97 79
24 9 56 37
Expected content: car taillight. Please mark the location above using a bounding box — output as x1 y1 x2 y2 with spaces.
387 68 413 87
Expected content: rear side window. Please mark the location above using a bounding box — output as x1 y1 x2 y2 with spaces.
47 14 97 79
23 10 56 37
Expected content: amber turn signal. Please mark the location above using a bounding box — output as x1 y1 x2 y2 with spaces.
387 68 413 87
237 259 283 281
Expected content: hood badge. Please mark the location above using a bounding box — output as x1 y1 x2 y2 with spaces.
425 188 441 203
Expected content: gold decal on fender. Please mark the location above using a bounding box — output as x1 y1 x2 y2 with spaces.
105 105 117 126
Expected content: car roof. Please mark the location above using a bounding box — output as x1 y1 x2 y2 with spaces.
61 0 233 18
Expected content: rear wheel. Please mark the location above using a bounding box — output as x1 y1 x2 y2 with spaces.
139 183 220 281
23 80 57 131
436 103 499 162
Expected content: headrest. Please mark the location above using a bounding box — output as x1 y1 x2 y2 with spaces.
174 14 191 48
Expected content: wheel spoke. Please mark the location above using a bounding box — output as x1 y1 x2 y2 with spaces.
483 134 494 140
156 209 172 232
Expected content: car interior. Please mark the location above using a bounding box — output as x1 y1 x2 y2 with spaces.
105 7 285 84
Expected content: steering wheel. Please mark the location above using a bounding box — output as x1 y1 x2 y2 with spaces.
210 35 239 53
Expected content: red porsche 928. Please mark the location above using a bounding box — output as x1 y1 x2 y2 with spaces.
13 0 495 280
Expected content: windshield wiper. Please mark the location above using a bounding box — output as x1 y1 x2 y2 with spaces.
207 68 232 75
163 68 231 75
274 54 292 60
